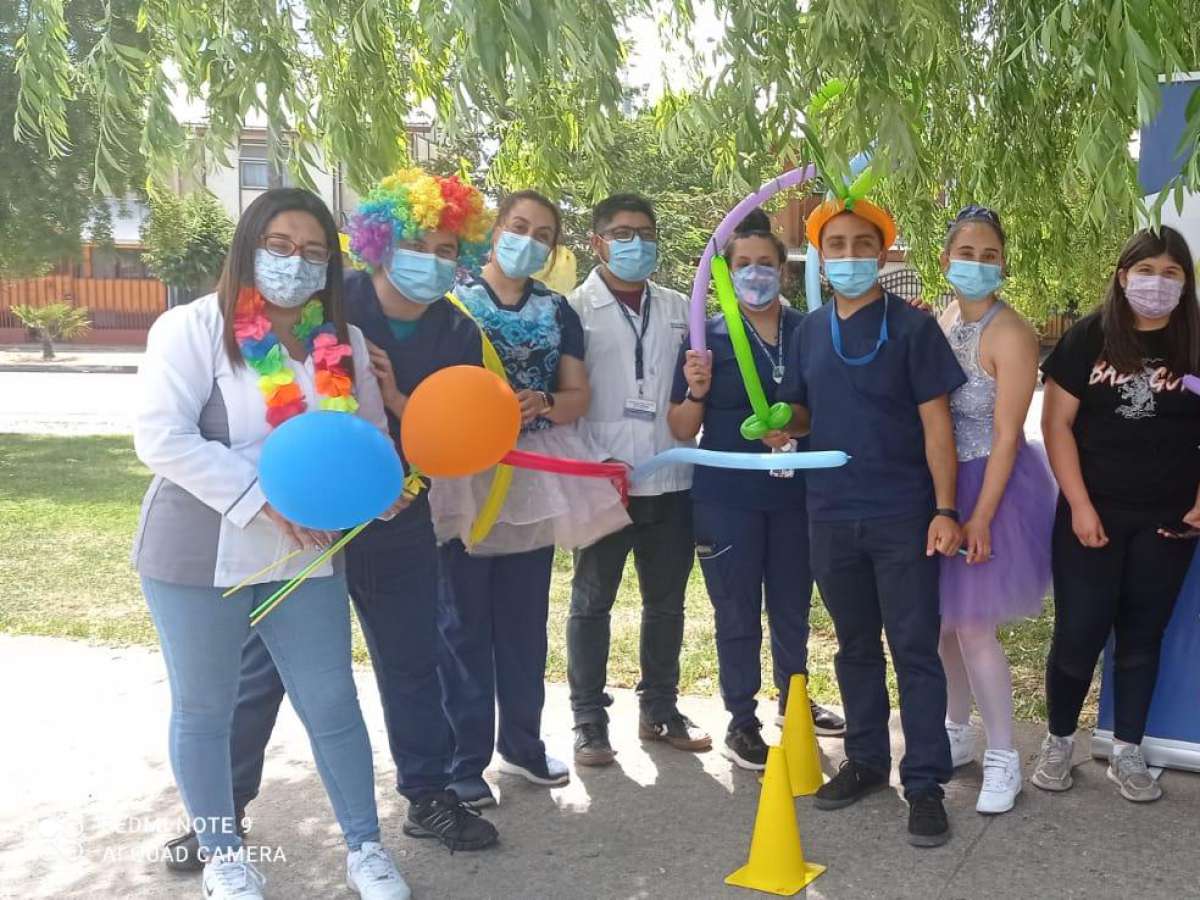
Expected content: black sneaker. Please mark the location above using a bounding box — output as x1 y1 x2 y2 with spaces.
724 721 769 771
810 701 846 737
775 696 847 738
907 791 950 847
162 806 247 871
403 790 498 852
638 711 713 752
813 760 888 810
574 722 616 767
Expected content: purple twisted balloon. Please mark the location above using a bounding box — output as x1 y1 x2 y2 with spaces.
688 165 817 351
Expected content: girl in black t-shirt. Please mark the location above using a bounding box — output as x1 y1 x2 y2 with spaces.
1034 226 1200 803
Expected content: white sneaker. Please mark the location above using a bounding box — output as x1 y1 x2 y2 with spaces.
346 842 411 900
497 754 571 786
946 720 976 768
975 748 1022 814
202 852 265 899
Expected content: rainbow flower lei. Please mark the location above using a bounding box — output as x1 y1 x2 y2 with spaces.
234 287 358 427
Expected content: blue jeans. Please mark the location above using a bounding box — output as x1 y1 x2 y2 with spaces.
228 509 455 805
437 541 555 781
142 573 380 855
694 501 813 731
808 512 952 797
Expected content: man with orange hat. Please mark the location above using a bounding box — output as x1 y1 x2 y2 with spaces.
777 197 966 847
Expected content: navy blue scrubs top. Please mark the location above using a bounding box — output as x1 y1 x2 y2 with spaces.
342 270 483 534
776 292 965 523
670 304 808 511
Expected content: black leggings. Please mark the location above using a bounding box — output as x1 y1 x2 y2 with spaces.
1047 499 1196 744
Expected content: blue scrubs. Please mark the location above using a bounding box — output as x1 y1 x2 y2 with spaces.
435 276 586 784
670 305 812 732
777 291 965 797
223 271 483 806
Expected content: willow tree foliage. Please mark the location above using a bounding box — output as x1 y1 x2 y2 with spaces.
662 0 1200 318
12 0 1200 315
12 0 632 195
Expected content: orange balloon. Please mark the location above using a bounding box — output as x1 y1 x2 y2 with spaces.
401 365 521 477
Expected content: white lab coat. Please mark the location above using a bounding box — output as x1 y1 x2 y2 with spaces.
568 268 695 497
132 292 387 588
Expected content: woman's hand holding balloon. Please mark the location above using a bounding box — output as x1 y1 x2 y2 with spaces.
682 350 712 399
262 502 337 550
761 430 793 450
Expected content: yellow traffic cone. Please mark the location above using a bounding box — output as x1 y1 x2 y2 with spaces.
782 674 825 797
726 745 826 895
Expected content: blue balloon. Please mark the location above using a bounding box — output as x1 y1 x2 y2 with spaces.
629 448 849 486
259 412 404 530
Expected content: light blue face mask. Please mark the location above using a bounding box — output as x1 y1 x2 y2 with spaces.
605 236 658 283
386 248 457 305
254 248 328 309
946 259 1003 301
495 230 552 279
732 264 782 309
824 257 879 299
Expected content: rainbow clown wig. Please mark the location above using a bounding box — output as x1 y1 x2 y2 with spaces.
347 168 492 272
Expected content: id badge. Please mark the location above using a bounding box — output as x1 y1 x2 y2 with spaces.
623 397 658 421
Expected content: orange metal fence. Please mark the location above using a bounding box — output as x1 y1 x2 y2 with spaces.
0 275 167 331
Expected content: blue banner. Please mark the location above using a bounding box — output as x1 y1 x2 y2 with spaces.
1096 546 1200 769
1138 79 1198 195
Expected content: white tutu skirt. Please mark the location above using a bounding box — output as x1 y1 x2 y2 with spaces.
429 425 632 555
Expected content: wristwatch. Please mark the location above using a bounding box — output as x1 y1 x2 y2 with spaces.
685 388 708 404
934 507 959 522
540 391 556 414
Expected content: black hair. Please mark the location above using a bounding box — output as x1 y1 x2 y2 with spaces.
945 205 1006 251
496 189 561 247
216 188 347 370
723 208 788 268
592 193 656 234
1100 225 1199 375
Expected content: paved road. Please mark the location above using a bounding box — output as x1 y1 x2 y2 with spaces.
0 368 1049 441
2 634 1197 900
0 371 137 435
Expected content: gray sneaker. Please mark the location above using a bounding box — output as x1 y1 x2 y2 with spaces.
1031 733 1075 792
1107 744 1162 802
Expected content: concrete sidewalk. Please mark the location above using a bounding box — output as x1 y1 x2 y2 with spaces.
0 345 143 374
2 633 1197 900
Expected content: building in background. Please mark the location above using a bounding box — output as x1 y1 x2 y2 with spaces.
0 121 439 346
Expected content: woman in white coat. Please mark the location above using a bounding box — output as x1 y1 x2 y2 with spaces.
133 188 409 900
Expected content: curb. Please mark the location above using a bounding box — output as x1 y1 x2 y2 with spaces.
0 364 139 374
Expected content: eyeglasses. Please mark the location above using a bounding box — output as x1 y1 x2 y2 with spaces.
261 234 333 265
600 226 658 242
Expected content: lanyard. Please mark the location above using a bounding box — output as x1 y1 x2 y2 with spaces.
742 306 786 383
615 287 652 395
830 296 889 366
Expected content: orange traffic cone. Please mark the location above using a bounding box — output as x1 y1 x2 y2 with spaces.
726 745 826 895
781 674 824 797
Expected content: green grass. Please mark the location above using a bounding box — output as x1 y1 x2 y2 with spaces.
0 434 1082 722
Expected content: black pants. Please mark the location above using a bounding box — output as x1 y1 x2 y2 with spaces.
1047 499 1197 744
567 491 695 724
809 511 951 797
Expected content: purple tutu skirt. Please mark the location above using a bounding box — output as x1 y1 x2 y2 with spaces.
939 441 1056 630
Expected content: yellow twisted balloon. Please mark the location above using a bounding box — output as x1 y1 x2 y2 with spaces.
444 292 514 547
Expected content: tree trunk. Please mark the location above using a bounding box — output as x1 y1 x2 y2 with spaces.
41 330 55 361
